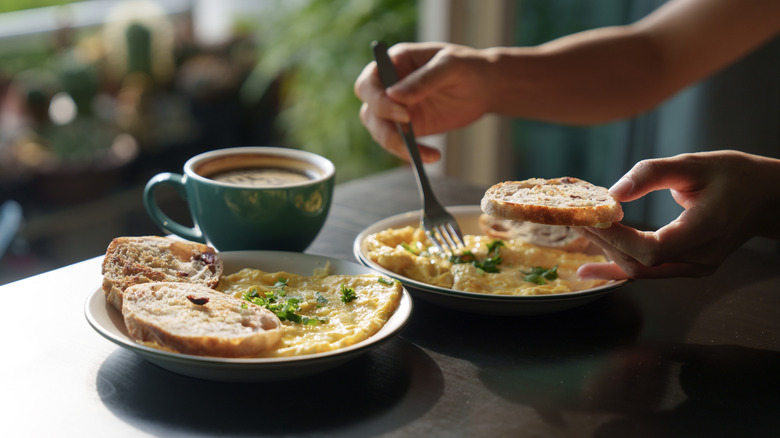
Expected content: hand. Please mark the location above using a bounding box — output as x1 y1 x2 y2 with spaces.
576 151 780 280
354 42 495 163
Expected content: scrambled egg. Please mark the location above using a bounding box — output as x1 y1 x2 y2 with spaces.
217 266 402 357
364 226 607 296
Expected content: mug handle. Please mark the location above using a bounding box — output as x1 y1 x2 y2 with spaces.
143 173 204 243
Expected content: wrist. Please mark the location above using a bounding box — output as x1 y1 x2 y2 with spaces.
481 46 537 115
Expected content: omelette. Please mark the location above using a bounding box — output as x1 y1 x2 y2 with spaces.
364 226 607 296
217 265 402 357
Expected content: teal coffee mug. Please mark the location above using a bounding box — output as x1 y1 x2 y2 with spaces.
144 147 335 251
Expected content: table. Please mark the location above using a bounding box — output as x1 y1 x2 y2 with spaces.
3 167 780 437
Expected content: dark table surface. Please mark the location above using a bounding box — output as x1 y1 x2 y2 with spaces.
3 166 780 437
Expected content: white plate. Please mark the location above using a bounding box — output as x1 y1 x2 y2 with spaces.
353 205 629 315
85 251 413 382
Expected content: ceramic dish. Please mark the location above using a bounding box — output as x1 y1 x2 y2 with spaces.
85 251 412 382
353 205 629 315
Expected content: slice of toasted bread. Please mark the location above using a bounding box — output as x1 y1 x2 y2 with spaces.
478 214 591 253
122 282 282 357
481 177 623 227
102 236 223 311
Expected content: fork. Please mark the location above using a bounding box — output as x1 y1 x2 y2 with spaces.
371 41 465 255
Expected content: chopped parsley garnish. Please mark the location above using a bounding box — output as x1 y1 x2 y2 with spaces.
401 242 419 255
486 239 505 253
273 277 289 288
522 265 559 285
377 277 395 285
242 276 328 325
340 284 358 303
315 291 329 307
449 240 505 273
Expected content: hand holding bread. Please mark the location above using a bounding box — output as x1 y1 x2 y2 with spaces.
576 151 780 280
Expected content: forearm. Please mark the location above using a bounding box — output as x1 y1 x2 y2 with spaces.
482 0 780 125
483 26 671 124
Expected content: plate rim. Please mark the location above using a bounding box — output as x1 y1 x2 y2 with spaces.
352 205 629 303
85 250 413 367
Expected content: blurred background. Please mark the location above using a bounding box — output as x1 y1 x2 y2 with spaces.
0 0 777 284
0 0 416 283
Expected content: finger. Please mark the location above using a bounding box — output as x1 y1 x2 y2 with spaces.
360 103 406 158
388 42 448 77
609 155 706 202
652 208 745 266
417 143 442 163
579 224 659 265
577 261 629 281
579 225 719 278
387 48 460 107
584 213 732 278
576 228 646 276
360 104 441 163
354 61 410 123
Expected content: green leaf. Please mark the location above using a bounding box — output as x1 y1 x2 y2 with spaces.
377 277 395 285
449 243 504 273
340 284 358 303
522 265 559 285
250 0 417 183
241 277 328 324
401 242 419 255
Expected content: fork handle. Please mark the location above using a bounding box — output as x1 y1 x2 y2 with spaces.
371 41 442 210
394 122 442 211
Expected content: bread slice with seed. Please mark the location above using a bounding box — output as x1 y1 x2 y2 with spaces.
481 177 623 227
122 282 282 357
478 214 592 252
102 236 223 311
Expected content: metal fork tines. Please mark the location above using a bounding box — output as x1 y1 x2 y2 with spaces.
371 41 465 255
422 202 465 255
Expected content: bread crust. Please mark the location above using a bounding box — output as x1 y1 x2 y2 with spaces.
101 236 223 311
122 282 282 357
481 177 623 227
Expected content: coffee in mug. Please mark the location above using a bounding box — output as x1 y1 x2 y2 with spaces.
144 147 335 251
208 168 311 186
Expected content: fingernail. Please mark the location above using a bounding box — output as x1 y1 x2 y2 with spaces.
576 266 597 280
390 104 410 123
609 177 633 196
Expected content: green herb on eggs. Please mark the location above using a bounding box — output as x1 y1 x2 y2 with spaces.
340 284 358 303
401 242 419 255
449 240 505 273
377 277 395 285
243 276 328 325
522 265 559 285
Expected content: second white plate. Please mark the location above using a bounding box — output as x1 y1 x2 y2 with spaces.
85 251 413 382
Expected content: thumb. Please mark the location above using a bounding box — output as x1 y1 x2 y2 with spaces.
610 156 698 203
387 58 451 106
